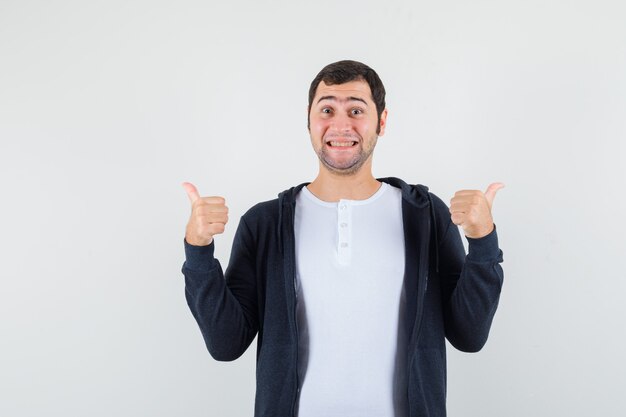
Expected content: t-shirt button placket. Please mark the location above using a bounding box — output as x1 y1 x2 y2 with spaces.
337 201 351 264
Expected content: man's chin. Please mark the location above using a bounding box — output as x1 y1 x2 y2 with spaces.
320 157 363 176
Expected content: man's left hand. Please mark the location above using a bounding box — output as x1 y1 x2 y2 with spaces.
450 183 505 239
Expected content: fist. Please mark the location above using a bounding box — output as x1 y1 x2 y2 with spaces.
449 182 504 239
182 182 229 246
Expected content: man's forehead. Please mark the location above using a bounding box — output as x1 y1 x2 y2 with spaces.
314 80 373 103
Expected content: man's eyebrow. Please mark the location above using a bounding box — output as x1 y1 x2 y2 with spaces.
316 95 368 106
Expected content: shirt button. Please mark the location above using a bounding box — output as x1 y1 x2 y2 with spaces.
340 242 348 248
340 205 347 210
340 222 348 228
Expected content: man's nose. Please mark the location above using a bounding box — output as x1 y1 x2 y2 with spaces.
330 112 352 132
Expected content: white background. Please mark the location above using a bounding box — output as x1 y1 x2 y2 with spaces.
1 0 625 416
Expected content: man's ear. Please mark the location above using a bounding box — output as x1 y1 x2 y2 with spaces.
306 105 311 131
378 108 388 136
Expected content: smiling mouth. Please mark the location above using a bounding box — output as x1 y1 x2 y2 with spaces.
326 140 358 147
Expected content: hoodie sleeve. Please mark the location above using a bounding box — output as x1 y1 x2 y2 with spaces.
432 194 504 353
182 216 259 361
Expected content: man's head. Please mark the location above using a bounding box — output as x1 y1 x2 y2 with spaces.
307 60 388 176
307 60 386 134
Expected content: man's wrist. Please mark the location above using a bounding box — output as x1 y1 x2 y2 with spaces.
183 238 217 272
466 224 500 262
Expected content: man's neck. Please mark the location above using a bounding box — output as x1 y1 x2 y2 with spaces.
307 165 381 202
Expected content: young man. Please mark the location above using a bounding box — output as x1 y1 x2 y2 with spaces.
182 60 504 417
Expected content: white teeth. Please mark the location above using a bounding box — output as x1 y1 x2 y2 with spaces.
329 141 356 147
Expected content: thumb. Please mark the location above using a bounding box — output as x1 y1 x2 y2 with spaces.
484 182 505 208
182 182 200 204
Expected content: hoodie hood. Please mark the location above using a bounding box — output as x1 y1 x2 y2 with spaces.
277 182 309 255
377 177 440 273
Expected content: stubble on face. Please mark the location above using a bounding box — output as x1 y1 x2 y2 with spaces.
315 134 378 176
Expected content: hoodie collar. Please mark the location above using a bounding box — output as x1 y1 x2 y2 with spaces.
278 177 430 208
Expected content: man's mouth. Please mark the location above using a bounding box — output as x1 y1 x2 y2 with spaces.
326 140 358 147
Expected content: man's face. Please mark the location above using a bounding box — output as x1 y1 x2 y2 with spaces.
308 79 387 176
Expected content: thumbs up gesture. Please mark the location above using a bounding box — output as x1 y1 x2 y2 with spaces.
182 182 229 246
449 182 504 239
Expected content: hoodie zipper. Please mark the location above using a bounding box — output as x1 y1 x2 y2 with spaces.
287 201 300 417
408 211 432 417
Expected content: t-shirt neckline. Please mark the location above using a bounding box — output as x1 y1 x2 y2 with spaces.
301 182 389 207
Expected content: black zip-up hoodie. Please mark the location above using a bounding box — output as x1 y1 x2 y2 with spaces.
182 177 504 417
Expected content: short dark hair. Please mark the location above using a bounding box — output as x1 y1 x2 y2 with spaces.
307 60 386 134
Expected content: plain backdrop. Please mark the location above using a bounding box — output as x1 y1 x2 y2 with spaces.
1 0 625 416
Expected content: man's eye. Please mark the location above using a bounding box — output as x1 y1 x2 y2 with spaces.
351 109 363 115
322 108 332 114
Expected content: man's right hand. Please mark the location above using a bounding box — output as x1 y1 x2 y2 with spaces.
182 182 229 246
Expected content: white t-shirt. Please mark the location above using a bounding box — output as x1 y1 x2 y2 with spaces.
294 182 408 417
